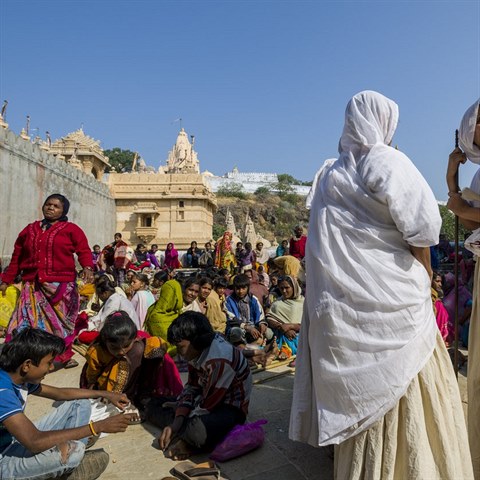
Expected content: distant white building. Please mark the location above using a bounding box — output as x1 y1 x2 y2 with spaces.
203 166 311 196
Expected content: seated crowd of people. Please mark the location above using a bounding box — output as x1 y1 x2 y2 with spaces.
0 228 308 479
0 223 471 479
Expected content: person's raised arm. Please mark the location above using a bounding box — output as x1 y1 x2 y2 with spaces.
446 148 467 194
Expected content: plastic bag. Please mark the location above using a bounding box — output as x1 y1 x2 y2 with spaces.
210 419 267 462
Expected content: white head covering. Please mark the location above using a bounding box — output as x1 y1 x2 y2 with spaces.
338 90 398 159
459 99 480 164
290 91 440 446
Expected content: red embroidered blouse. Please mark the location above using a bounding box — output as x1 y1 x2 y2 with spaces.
1 221 93 284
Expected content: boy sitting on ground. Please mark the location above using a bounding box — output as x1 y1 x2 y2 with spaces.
0 328 136 480
145 311 252 461
225 274 277 366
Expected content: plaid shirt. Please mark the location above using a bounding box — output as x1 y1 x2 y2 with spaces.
175 335 252 419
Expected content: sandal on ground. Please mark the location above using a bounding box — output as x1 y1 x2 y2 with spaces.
170 460 225 480
63 359 79 369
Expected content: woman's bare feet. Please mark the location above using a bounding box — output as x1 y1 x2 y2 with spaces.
163 438 193 461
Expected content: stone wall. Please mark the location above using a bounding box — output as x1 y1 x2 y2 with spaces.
0 127 116 265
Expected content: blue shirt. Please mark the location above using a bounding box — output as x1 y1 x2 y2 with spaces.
0 369 39 453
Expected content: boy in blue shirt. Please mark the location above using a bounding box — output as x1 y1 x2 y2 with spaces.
0 328 136 480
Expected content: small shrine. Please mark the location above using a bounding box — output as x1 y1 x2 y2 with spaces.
49 129 110 180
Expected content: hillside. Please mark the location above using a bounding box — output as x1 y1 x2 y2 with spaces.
213 191 310 243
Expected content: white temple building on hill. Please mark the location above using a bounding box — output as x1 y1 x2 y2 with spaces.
203 166 311 196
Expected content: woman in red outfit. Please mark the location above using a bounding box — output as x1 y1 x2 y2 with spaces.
0 194 94 368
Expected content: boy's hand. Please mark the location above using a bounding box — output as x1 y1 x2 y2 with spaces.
102 392 130 410
159 425 174 450
96 413 135 434
248 325 261 340
159 416 185 450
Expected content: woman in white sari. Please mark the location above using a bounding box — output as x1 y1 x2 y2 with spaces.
290 91 473 479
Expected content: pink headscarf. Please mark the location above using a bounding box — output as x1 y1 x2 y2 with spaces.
164 243 180 269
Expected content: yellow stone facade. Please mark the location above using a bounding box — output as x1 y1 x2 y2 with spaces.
108 172 216 249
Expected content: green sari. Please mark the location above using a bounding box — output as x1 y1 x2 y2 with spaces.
144 279 183 355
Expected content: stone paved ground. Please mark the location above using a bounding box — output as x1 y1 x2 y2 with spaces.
24 352 469 480
25 352 335 480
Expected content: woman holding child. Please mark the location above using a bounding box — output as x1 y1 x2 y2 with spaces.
0 194 94 368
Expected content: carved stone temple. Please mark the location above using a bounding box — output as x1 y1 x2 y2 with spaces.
108 129 217 249
49 129 110 180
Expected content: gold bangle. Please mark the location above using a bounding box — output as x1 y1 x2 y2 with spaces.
89 420 99 436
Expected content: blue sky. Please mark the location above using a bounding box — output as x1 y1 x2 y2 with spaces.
0 0 478 200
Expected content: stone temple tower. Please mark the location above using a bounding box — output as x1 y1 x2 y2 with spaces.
165 128 200 174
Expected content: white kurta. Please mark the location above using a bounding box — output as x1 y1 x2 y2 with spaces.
289 91 441 446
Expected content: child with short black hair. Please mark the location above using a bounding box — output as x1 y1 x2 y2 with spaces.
225 274 269 345
0 327 135 480
146 311 252 461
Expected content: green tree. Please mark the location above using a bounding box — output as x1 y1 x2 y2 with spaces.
216 182 247 199
254 186 271 198
277 173 301 185
439 204 471 240
104 148 136 173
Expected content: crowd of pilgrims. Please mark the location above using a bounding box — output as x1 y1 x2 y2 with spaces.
76 229 309 370
0 210 309 468
0 93 478 479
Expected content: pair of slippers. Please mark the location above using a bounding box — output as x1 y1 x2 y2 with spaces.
161 460 226 480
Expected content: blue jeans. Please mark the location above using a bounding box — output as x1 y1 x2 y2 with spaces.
0 399 91 480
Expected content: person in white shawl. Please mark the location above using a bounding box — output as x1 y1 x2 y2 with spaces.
88 278 139 332
447 99 480 478
290 91 473 479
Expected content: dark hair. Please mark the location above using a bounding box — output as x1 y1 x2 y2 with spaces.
43 194 70 222
93 244 100 249
114 233 122 238
99 311 137 348
154 270 169 283
218 268 229 277
182 276 200 291
244 242 252 250
279 275 295 288
167 312 215 350
233 273 250 289
95 277 116 294
199 277 213 288
136 243 145 250
151 244 158 249
0 328 65 372
214 277 228 289
132 272 149 286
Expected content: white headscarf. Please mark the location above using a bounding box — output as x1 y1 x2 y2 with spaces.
459 99 480 164
290 91 440 446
